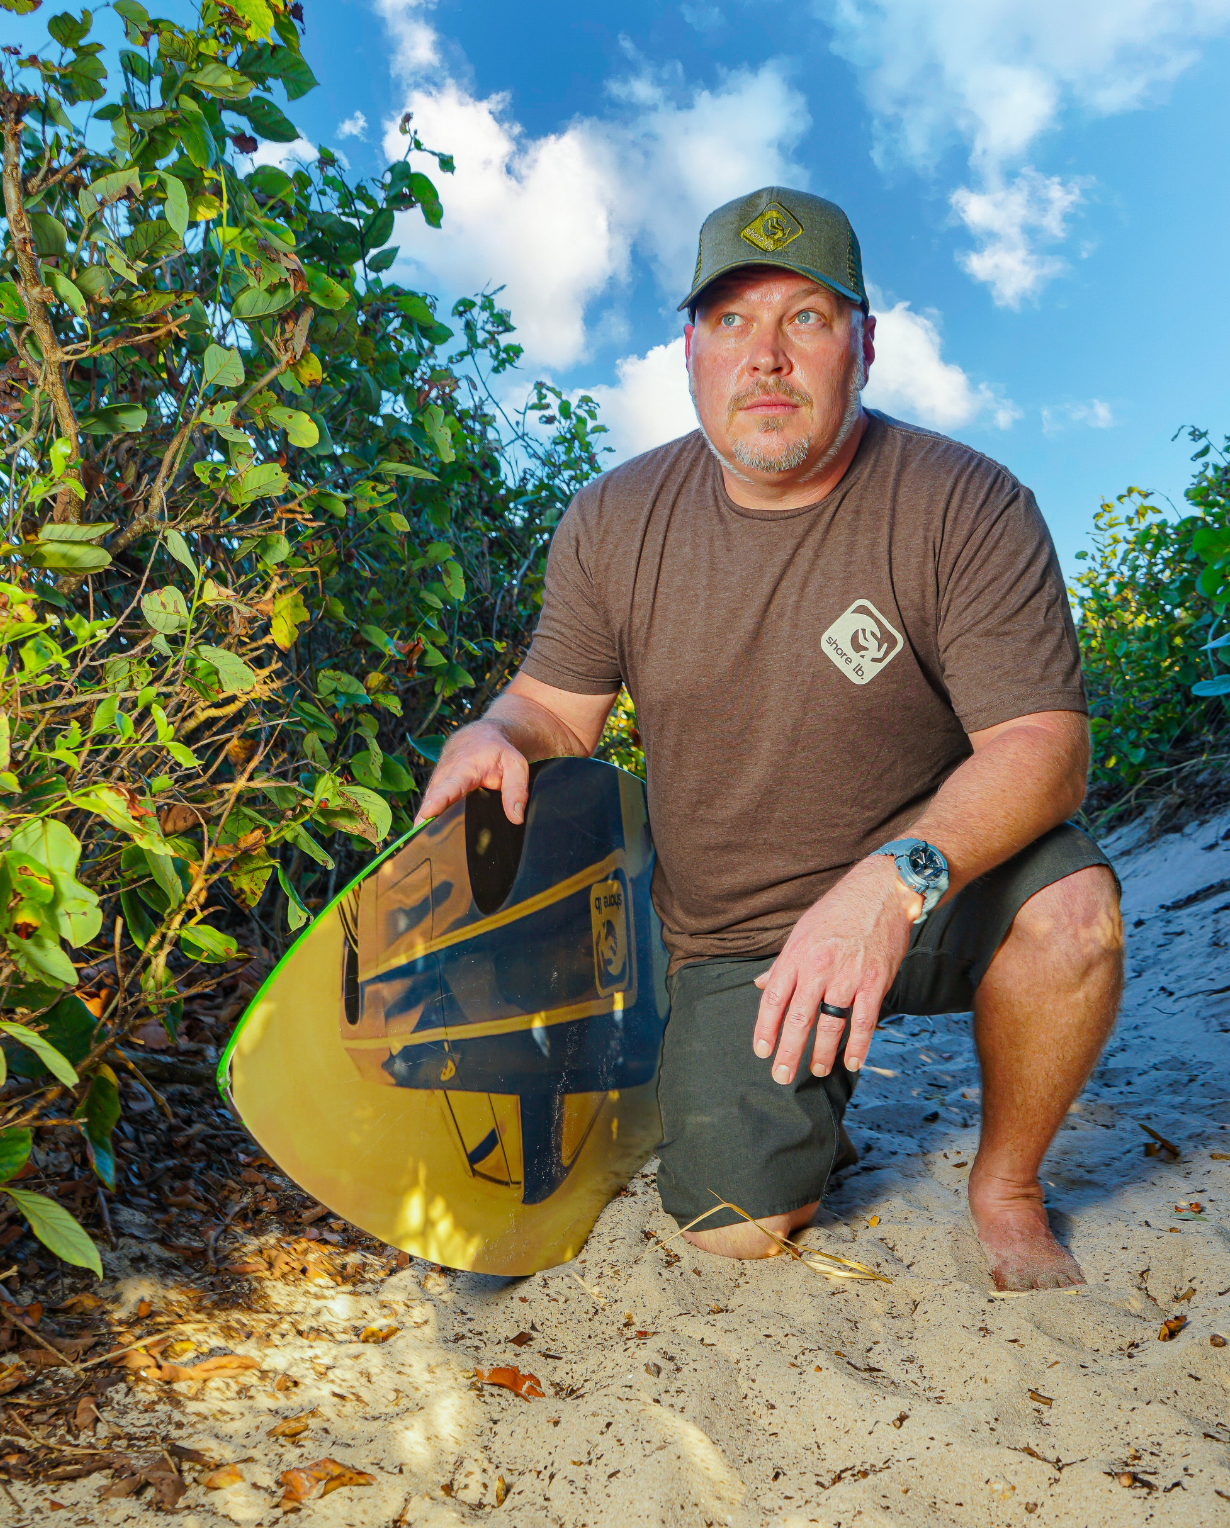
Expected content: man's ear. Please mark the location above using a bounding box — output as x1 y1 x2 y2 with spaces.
862 313 876 379
684 322 694 369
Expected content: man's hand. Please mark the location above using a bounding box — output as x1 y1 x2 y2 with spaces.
752 855 923 1083
412 720 529 828
411 674 619 830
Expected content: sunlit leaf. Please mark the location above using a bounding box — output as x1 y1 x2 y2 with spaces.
4 1188 102 1277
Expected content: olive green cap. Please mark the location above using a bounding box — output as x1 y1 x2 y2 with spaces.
679 186 868 316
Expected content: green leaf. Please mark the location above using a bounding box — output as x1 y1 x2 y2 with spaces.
228 0 275 40
408 734 445 763
228 93 299 142
367 245 398 273
0 1021 79 1085
29 212 68 257
77 403 147 434
179 923 239 962
26 541 111 572
141 586 189 633
190 61 255 100
74 1065 121 1190
46 268 86 318
267 405 319 447
79 166 141 218
305 266 349 311
3 1188 102 1277
195 645 258 694
165 740 199 767
276 864 309 930
232 280 295 319
422 402 455 463
0 1128 32 1184
176 114 219 170
203 343 245 389
1192 675 1230 697
0 281 27 322
160 172 189 238
9 820 100 949
377 460 438 481
236 40 320 99
362 207 394 250
165 527 198 577
232 462 289 505
70 784 167 852
125 218 181 264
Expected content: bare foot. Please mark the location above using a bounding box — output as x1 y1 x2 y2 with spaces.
967 1167 1085 1292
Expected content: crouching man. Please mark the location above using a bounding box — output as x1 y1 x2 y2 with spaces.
414 187 1123 1291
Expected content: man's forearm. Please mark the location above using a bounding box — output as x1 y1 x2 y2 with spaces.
907 713 1089 899
481 690 595 762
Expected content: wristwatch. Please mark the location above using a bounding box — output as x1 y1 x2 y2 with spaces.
875 838 949 924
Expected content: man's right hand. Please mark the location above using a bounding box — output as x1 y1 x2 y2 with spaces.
411 674 619 830
412 720 529 828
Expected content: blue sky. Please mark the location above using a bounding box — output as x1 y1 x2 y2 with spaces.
13 1 1230 572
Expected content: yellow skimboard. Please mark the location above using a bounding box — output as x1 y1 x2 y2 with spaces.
218 758 668 1275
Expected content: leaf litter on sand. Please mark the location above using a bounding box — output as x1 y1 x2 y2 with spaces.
474 1366 545 1399
278 1456 376 1508
651 1192 891 1283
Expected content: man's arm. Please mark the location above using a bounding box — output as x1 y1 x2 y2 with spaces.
752 710 1090 1083
412 672 619 828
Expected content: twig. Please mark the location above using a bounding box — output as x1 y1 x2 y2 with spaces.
3 1310 83 1374
109 1050 174 1122
95 1184 115 1249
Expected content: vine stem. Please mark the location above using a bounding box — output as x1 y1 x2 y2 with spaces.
1 95 82 523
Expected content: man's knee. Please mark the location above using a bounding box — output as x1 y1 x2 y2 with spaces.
1006 865 1123 985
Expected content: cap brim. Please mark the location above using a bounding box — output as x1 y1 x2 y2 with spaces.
678 257 866 314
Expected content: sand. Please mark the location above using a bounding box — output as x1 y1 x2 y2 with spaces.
6 805 1230 1526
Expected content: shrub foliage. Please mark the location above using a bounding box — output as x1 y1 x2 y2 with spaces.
0 0 607 1271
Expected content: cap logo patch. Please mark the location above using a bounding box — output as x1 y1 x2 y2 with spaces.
740 202 803 254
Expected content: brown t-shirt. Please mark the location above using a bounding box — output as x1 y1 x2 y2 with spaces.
521 411 1086 967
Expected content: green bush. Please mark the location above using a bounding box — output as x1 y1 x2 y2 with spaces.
1075 429 1230 823
0 0 607 1271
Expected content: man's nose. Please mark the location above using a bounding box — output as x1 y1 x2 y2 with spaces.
746 329 791 375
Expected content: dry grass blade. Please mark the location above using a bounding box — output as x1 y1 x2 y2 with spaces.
704 1194 892 1283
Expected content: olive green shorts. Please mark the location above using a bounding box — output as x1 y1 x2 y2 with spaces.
654 822 1118 1231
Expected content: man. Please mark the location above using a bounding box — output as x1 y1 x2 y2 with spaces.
414 187 1123 1292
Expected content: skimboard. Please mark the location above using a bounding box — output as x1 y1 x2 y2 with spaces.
218 757 669 1275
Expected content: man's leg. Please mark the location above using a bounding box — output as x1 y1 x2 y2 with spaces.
683 1199 818 1258
968 864 1123 1290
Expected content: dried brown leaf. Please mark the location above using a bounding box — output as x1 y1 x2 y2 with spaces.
474 1366 545 1400
358 1324 398 1344
278 1456 376 1507
1159 1317 1187 1342
203 1464 244 1489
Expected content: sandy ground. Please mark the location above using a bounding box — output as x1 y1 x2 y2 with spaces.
6 805 1230 1527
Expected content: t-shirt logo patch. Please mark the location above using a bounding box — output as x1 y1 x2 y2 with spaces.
821 600 903 686
740 202 802 254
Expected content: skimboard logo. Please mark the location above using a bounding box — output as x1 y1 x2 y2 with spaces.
590 874 630 994
822 599 903 686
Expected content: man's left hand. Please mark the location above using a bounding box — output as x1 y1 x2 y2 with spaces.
752 855 923 1082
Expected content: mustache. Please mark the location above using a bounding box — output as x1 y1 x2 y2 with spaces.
726 380 813 422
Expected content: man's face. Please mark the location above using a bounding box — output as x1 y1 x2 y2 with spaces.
684 269 875 485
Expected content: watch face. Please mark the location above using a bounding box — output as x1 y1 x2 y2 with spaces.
906 843 947 886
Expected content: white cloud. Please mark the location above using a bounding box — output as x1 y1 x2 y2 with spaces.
823 0 1230 301
236 136 321 172
336 111 368 141
681 3 724 30
577 338 697 461
371 0 440 76
375 4 809 369
949 169 1085 307
862 292 1020 430
1042 398 1115 432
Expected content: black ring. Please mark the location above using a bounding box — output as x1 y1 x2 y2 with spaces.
819 1001 853 1020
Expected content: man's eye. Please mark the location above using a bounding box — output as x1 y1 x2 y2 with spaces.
720 313 741 327
795 310 818 325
